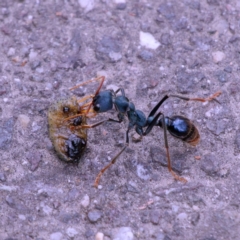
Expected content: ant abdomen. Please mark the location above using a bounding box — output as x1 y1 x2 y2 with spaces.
161 115 200 146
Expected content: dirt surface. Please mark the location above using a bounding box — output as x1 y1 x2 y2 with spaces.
0 0 240 240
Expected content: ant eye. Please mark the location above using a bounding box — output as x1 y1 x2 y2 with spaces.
94 104 100 112
63 106 70 113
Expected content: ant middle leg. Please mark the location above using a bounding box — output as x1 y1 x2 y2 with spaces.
94 129 130 187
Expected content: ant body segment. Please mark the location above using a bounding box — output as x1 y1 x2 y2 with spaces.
69 76 221 187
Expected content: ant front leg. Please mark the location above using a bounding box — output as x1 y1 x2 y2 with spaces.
70 76 106 115
80 117 122 129
94 128 130 188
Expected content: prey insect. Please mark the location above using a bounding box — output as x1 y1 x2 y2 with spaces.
48 97 88 163
47 77 122 164
69 76 221 187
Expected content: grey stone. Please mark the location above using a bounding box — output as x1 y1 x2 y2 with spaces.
69 29 81 52
0 118 15 150
215 70 228 83
112 227 134 240
96 36 122 62
116 3 127 10
207 0 219 6
138 50 154 61
30 60 41 70
5 195 29 214
158 3 175 20
200 154 219 176
235 130 240 151
150 210 160 225
87 210 102 223
0 172 6 182
190 212 200 226
176 69 205 94
64 188 80 202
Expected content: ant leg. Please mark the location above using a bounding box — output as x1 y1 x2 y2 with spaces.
69 76 105 91
170 91 221 103
80 118 122 129
77 95 94 104
94 129 130 187
85 76 106 115
147 91 221 121
70 76 106 116
161 114 187 183
143 112 162 136
63 111 97 123
115 88 125 96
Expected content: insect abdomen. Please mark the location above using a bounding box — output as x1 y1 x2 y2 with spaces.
163 115 200 146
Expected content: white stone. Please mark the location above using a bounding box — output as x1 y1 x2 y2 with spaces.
139 31 160 50
29 50 38 61
78 0 95 13
32 121 41 132
66 228 78 238
18 114 30 129
95 232 104 240
18 214 26 220
114 0 126 3
212 51 225 63
136 164 150 180
177 212 188 221
7 47 15 57
40 202 53 215
50 232 63 240
81 194 90 207
113 227 134 240
109 51 122 62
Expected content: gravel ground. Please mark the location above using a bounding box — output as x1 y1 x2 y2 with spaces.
0 0 240 240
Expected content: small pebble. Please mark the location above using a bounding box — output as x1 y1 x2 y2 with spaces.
138 50 153 61
177 212 188 221
212 51 225 63
235 130 240 151
66 227 78 238
139 31 160 50
0 172 7 182
87 210 102 223
18 114 30 129
7 47 15 57
81 194 90 208
95 232 104 240
78 0 95 13
112 227 134 240
50 232 63 240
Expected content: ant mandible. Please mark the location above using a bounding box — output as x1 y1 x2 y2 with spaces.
70 76 221 187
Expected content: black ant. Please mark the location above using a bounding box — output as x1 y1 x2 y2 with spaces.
69 76 221 187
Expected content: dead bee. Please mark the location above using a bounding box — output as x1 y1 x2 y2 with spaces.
48 97 87 164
